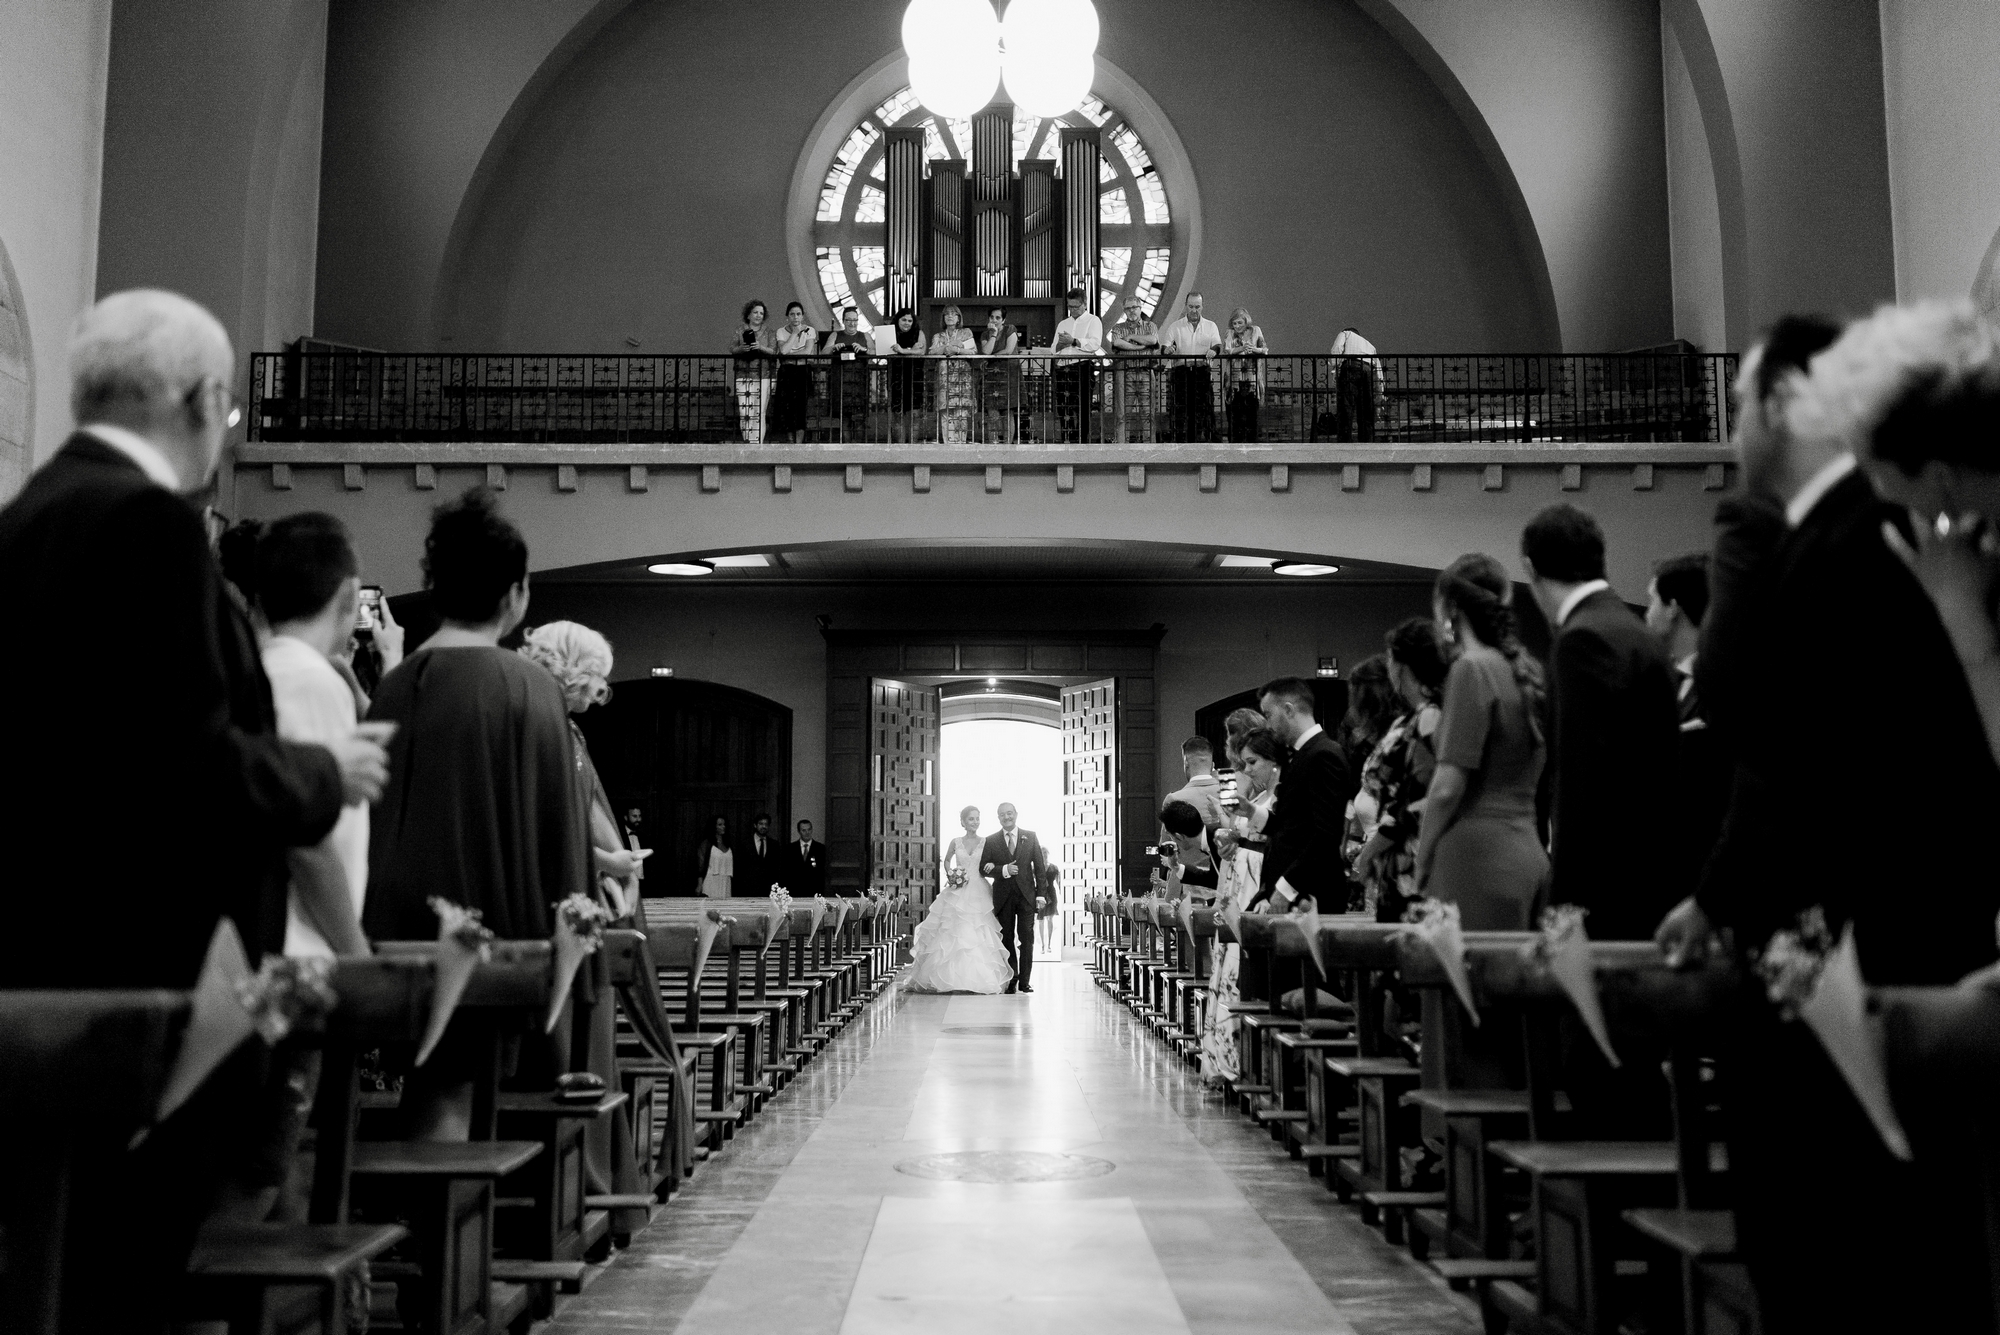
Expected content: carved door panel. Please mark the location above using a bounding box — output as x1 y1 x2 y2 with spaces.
870 678 939 905
1061 678 1118 947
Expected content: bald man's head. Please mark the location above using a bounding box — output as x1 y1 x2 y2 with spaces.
70 290 236 490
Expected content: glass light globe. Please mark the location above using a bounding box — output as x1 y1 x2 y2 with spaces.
911 47 1002 120
1002 48 1093 118
1001 0 1098 62
904 0 999 63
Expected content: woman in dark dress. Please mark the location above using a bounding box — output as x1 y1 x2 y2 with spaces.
827 306 871 440
770 301 818 442
886 308 925 442
365 486 591 1137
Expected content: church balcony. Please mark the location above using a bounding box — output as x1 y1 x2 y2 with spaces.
245 349 1737 446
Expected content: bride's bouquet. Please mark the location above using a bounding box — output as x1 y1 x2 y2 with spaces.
945 866 968 890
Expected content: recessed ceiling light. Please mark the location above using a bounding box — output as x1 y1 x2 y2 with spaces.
705 554 770 568
1218 554 1280 568
647 562 712 576
1274 562 1340 577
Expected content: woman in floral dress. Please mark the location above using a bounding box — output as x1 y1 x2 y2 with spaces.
1352 618 1449 922
930 305 978 444
1200 730 1285 1086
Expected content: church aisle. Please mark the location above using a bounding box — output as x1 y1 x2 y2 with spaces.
550 964 1480 1334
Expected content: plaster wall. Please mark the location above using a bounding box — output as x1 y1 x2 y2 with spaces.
96 0 330 363
0 0 113 488
1662 21 1727 351
1877 0 2000 307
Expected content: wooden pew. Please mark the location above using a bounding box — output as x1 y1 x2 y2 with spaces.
1 989 191 1335
600 927 697 1197
312 945 553 1335
638 918 748 1145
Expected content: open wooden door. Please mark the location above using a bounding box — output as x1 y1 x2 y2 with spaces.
1060 678 1118 948
870 678 939 905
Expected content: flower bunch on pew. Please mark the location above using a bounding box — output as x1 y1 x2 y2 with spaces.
234 955 339 1045
418 897 495 1065
1402 898 1478 1026
1529 905 1617 1068
546 892 613 1033
1758 907 1912 1160
763 886 793 957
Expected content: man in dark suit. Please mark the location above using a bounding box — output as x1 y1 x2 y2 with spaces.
1250 676 1356 913
782 819 831 896
1643 552 1732 900
981 802 1050 992
737 812 779 898
1655 311 2000 1331
0 289 391 1331
1521 505 1681 942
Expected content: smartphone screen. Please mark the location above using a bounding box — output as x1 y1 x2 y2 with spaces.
356 585 383 632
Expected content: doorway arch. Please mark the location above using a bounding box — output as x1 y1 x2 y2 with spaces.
575 677 792 899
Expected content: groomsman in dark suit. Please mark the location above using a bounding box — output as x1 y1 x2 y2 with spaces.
782 819 831 896
1249 677 1356 913
738 812 779 898
1644 553 1731 896
981 803 1050 992
1521 505 1681 942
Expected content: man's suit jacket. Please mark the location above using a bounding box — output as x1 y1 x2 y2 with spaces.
1547 589 1682 940
1255 730 1356 912
782 839 831 896
0 436 344 987
1697 473 2000 984
737 832 780 898
981 828 1050 913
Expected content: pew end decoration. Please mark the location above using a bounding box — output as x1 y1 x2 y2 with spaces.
417 897 496 1065
1759 907 1913 1161
235 955 338 1045
546 893 613 1033
1295 903 1329 979
1529 905 1618 1068
762 887 794 958
1402 898 1478 1026
693 907 728 982
154 918 259 1125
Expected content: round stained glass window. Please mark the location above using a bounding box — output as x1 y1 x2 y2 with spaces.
811 87 1181 328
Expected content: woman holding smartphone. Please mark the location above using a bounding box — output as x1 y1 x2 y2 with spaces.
730 300 778 443
771 301 817 443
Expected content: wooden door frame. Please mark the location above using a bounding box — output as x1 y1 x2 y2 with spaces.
823 627 1165 897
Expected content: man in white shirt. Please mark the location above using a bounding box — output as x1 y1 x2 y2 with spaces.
1158 293 1222 440
256 513 375 958
1330 327 1380 441
1162 735 1229 832
1048 286 1103 441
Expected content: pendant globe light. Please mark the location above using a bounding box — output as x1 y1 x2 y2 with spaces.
1000 0 1098 117
905 0 1001 119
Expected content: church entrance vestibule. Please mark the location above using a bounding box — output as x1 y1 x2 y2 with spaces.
824 628 1163 948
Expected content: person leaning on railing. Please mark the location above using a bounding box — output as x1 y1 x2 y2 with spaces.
886 307 925 442
826 306 871 441
1047 286 1104 442
1330 326 1380 442
1159 292 1222 441
1222 306 1268 443
770 301 818 443
1106 294 1160 443
929 304 979 444
730 299 779 444
979 306 1020 443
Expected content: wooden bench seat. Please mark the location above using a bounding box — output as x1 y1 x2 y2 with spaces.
496 1091 630 1266
180 1222 408 1335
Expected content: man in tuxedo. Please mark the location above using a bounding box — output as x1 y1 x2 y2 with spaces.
782 819 830 896
1644 553 1730 896
1250 677 1355 913
1521 505 1681 942
0 289 392 1331
1654 309 2000 1330
738 812 778 898
981 802 1050 992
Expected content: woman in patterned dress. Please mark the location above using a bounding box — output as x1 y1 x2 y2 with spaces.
1351 620 1449 922
930 305 978 444
1198 812 1266 1087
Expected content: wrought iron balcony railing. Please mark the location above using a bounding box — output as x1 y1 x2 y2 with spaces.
246 350 1737 445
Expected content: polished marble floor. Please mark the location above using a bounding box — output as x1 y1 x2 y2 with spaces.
551 963 1480 1334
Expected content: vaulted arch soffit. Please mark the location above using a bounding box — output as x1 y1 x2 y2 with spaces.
428 0 1599 351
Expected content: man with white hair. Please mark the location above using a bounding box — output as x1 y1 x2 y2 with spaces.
0 290 394 1324
1654 305 2000 1333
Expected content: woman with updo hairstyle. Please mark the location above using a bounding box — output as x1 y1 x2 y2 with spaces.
364 487 591 1138
1232 726 1285 852
1411 554 1549 930
1341 654 1406 913
1351 619 1448 921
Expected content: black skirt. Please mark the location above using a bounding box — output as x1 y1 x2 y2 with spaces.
771 363 813 434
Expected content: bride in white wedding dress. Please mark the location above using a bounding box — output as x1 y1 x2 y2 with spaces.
905 805 1017 994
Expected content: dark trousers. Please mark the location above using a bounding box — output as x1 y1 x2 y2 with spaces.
1167 365 1215 440
1334 359 1375 441
1056 363 1096 442
1226 385 1261 442
993 895 1037 987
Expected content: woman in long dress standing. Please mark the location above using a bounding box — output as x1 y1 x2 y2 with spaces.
1198 809 1266 1087
696 817 734 898
906 805 1016 994
930 305 978 444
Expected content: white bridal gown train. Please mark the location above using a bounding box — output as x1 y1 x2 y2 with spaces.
905 834 1016 994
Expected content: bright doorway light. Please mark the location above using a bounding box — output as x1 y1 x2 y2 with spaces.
938 719 1063 872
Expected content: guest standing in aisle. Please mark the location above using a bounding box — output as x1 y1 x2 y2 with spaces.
1251 677 1356 913
695 817 734 897
784 820 830 896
